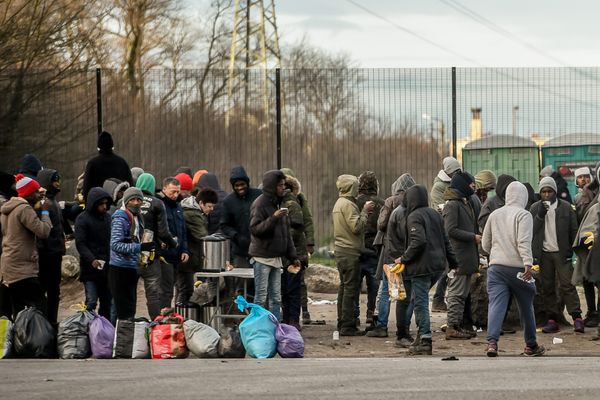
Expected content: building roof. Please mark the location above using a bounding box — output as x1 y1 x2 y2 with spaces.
463 134 538 150
542 133 600 148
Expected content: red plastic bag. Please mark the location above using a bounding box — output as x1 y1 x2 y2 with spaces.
149 311 189 359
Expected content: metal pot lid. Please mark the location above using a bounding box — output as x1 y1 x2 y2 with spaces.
201 233 228 242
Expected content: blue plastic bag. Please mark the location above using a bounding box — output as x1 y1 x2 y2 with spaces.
235 296 277 359
275 322 304 358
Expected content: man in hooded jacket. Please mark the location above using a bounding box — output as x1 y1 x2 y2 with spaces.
332 174 375 336
83 131 133 200
36 168 66 327
198 172 228 234
396 185 458 355
249 170 300 321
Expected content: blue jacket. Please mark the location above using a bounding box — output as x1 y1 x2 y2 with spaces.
110 209 142 269
159 194 188 265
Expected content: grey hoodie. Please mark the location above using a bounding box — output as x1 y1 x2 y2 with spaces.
482 181 533 268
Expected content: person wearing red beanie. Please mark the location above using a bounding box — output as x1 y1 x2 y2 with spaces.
175 173 193 198
14 174 40 198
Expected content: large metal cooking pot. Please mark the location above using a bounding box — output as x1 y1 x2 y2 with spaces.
201 233 230 271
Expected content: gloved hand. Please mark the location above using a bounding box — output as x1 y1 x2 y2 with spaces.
537 203 548 218
141 242 156 252
389 263 405 273
584 231 594 250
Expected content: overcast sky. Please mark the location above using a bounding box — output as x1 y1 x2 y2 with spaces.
273 0 600 67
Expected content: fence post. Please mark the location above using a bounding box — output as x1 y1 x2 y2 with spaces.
451 67 457 158
275 68 282 169
96 68 103 135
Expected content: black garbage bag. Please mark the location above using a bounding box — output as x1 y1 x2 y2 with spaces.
13 307 57 358
57 309 94 359
218 326 246 358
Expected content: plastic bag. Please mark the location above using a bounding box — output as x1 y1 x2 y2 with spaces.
0 316 13 359
13 307 57 358
275 322 304 358
57 308 94 359
183 320 219 358
149 311 188 359
218 327 246 358
383 264 407 301
89 312 115 359
113 318 150 359
235 296 277 359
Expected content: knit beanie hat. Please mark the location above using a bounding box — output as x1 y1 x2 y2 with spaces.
539 165 554 178
538 176 557 193
474 170 497 191
175 173 193 191
122 187 143 205
450 171 475 197
131 167 145 183
15 174 40 198
192 169 208 187
136 173 156 194
443 157 462 175
574 167 591 178
97 131 114 150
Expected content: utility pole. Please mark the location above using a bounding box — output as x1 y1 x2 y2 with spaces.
512 105 519 136
226 0 283 128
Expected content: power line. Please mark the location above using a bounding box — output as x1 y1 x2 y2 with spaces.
344 0 481 66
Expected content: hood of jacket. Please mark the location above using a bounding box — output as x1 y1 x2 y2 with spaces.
1 196 29 216
391 173 415 195
198 172 223 192
18 154 43 179
36 168 58 191
136 173 156 194
181 195 201 210
405 184 429 215
495 174 517 201
102 178 130 202
285 175 301 196
230 165 250 187
261 170 285 198
86 187 112 214
449 171 475 198
0 171 17 197
358 171 379 195
280 167 296 178
475 170 497 191
436 169 452 183
337 174 359 198
504 181 528 209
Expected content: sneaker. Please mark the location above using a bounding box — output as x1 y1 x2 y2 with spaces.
445 325 471 340
366 326 388 338
340 327 367 336
574 318 585 333
395 337 413 348
486 342 498 357
408 337 432 355
302 311 312 325
584 312 599 328
523 344 546 357
431 300 447 312
542 319 560 334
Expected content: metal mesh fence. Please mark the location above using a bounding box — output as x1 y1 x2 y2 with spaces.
1 67 599 246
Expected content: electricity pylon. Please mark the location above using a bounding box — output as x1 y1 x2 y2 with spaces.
226 0 283 127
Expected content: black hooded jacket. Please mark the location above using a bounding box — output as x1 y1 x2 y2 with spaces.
198 173 228 234
220 166 262 259
356 172 385 255
248 170 297 261
18 154 43 179
37 168 65 256
400 185 458 278
139 189 177 249
82 132 133 199
478 174 517 232
75 188 112 282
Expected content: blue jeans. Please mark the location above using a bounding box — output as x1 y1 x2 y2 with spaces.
84 279 116 324
253 260 282 321
376 275 390 328
412 275 432 339
486 265 537 348
396 279 413 329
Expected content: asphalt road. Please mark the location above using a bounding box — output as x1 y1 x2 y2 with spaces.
1 357 599 399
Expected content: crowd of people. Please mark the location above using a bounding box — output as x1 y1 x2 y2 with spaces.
1 131 600 359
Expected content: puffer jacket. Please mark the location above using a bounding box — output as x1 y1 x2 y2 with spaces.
332 175 369 256
442 188 479 275
356 171 385 256
36 168 66 256
220 166 262 259
181 196 208 272
280 167 315 247
109 208 142 269
400 185 458 278
1 197 52 284
75 188 112 281
249 170 297 262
